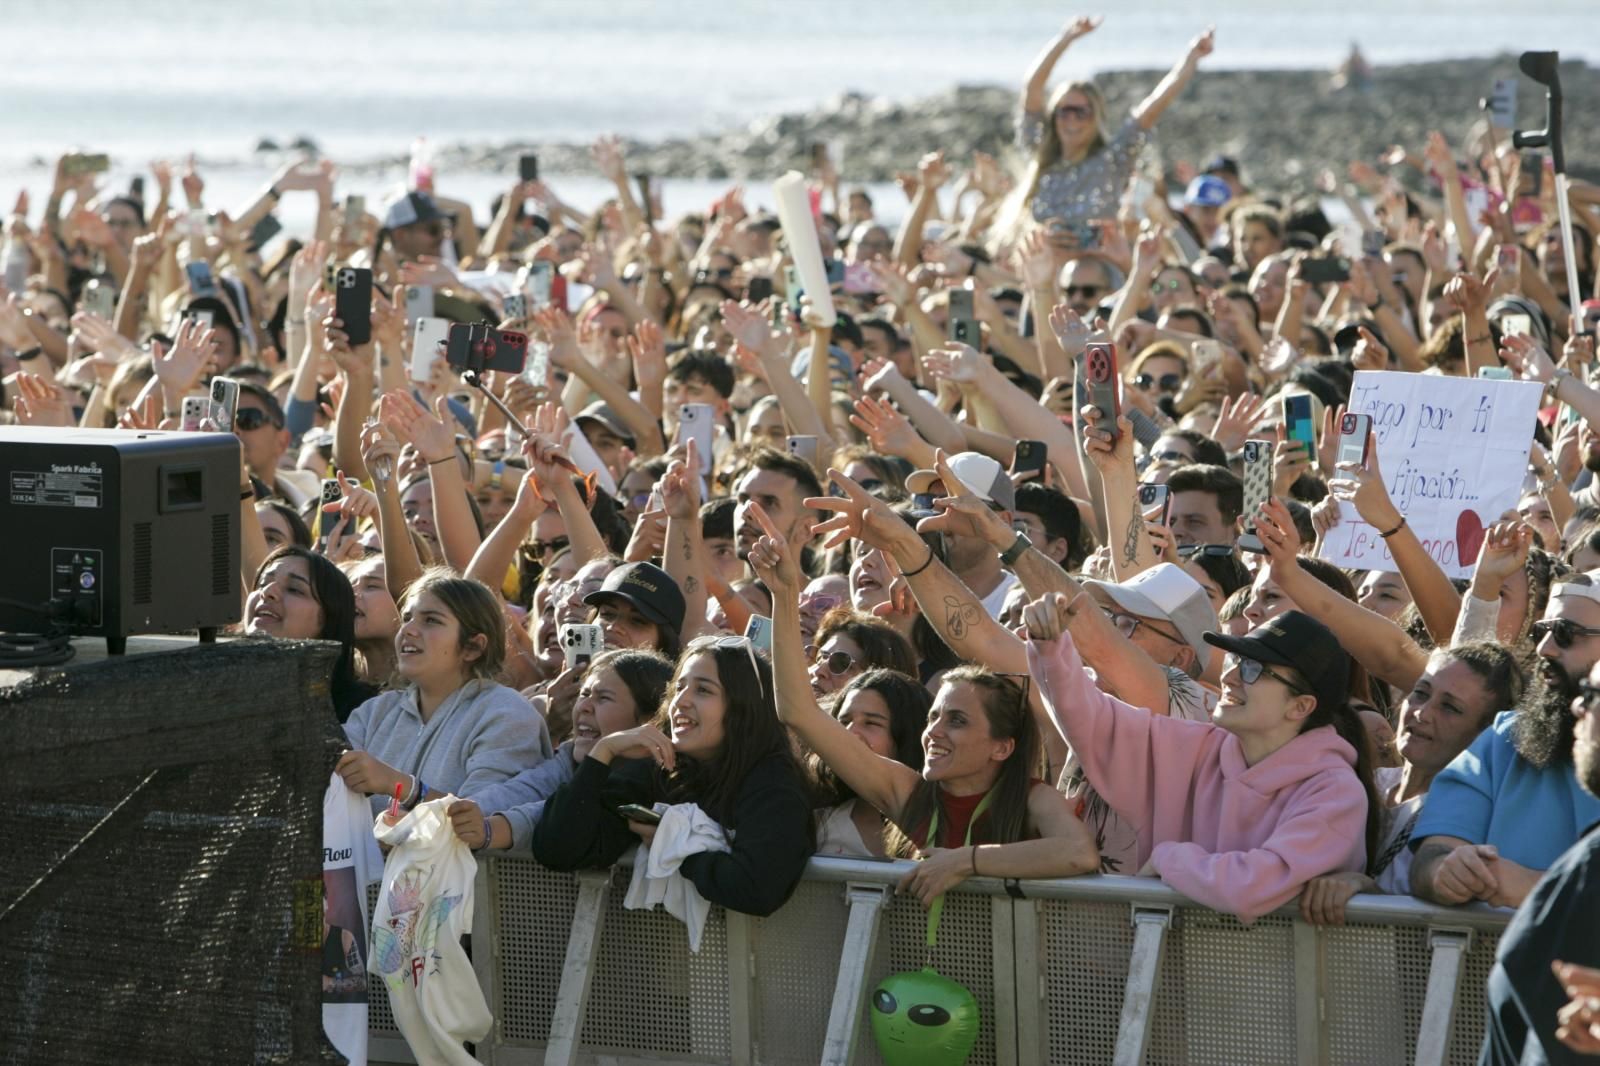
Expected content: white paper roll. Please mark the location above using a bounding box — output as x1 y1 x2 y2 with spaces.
772 170 835 325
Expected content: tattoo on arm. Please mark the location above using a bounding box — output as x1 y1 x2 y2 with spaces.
943 595 981 640
1122 497 1141 566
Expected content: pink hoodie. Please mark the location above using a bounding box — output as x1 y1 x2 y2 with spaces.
1028 633 1368 923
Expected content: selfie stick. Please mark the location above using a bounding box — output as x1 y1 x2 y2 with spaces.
459 368 532 439
1513 51 1582 325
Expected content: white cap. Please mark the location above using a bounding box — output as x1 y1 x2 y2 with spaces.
905 451 1015 511
1084 563 1218 665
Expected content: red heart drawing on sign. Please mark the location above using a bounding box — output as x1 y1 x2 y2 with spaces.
1456 510 1486 564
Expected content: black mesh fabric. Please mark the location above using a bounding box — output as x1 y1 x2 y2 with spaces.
0 639 347 1065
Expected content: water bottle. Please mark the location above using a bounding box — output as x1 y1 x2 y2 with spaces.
409 137 434 195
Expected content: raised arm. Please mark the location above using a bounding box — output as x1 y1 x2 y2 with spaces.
539 307 665 455
360 422 423 600
322 312 376 485
660 441 714 639
1131 28 1213 131
722 300 833 449
1022 18 1101 116
1256 498 1429 690
382 390 480 572
745 502 923 821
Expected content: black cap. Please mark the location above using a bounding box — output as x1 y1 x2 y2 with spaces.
382 191 447 230
1202 154 1241 178
1203 610 1348 712
575 401 636 448
584 562 685 632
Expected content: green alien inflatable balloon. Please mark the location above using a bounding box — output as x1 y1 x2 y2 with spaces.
869 965 980 1065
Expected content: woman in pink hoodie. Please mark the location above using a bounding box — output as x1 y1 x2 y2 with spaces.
1022 592 1380 922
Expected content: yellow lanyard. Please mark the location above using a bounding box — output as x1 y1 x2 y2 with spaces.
922 788 995 956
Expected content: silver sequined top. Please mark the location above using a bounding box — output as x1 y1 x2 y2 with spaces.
1017 109 1148 227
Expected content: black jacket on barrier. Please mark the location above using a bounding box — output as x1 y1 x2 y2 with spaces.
531 751 815 917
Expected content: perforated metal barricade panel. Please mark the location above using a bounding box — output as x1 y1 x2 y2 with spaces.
1041 899 1137 1065
1155 910 1299 1065
366 878 402 1039
488 858 580 1045
745 873 852 1064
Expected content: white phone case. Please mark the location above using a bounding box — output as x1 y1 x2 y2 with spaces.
411 317 450 382
559 623 604 670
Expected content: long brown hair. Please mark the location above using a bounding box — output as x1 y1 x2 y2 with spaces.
885 667 1040 857
997 80 1113 242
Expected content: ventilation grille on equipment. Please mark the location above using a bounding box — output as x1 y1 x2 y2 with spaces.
133 522 153 604
211 513 231 596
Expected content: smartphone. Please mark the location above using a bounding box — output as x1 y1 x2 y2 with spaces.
1011 440 1047 479
823 258 846 287
185 260 218 298
560 622 604 670
322 260 338 294
445 322 528 374
1191 338 1224 379
550 271 569 313
82 278 115 320
247 213 283 252
317 478 350 549
1336 413 1373 468
842 262 877 295
503 290 528 321
744 615 773 654
1486 78 1518 129
636 173 654 225
786 435 818 465
209 377 240 433
185 309 215 333
1236 439 1273 554
63 152 110 177
1360 229 1386 259
1283 394 1316 460
524 260 553 310
1501 313 1533 338
1478 366 1513 380
334 266 374 346
1301 256 1351 284
616 803 662 826
1524 153 1544 197
783 263 804 317
522 340 551 392
518 154 539 182
411 316 449 382
948 288 978 347
180 395 208 433
678 403 715 474
747 276 774 305
343 194 365 233
405 283 434 323
1084 342 1121 441
1497 245 1522 278
1137 483 1171 525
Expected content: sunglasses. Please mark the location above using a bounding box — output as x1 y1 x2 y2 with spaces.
1054 104 1092 121
1532 618 1600 649
1103 607 1186 648
1153 277 1187 292
529 536 570 558
1135 373 1182 393
1224 653 1310 694
1063 284 1104 298
234 407 279 431
708 634 765 699
813 648 859 677
1178 544 1236 559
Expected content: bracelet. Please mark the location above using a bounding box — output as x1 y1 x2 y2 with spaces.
1466 333 1492 346
901 545 936 578
1378 517 1407 539
970 845 979 877
266 185 281 201
427 453 456 466
475 814 493 851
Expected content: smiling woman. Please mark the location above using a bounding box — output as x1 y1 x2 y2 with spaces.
245 545 371 720
531 636 817 917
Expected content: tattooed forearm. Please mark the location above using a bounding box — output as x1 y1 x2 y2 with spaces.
1121 497 1141 566
943 595 981 640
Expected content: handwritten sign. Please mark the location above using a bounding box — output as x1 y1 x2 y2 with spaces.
1317 371 1542 579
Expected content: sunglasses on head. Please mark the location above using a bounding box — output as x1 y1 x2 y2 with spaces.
1178 544 1236 559
1135 373 1182 393
1224 653 1310 694
1054 104 1092 121
707 634 765 699
1532 618 1600 649
234 407 278 431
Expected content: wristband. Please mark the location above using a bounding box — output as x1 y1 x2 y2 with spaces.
475 814 492 851
901 545 936 578
970 845 979 876
1377 517 1407 539
15 346 44 362
999 531 1032 567
266 185 281 202
428 454 456 467
1466 333 1491 346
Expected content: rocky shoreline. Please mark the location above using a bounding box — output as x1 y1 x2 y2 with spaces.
341 56 1600 195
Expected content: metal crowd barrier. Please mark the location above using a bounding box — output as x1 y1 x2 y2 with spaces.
366 855 1510 1066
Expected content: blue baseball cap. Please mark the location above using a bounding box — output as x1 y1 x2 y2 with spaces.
1184 176 1232 208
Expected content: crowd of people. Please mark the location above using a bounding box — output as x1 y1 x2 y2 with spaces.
5 16 1599 1062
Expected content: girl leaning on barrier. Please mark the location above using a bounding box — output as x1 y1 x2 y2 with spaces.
335 569 554 817
747 502 1100 905
530 634 816 917
1022 591 1380 924
809 669 932 858
245 544 375 721
443 649 673 854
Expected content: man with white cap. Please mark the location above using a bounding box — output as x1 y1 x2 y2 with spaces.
905 450 1019 619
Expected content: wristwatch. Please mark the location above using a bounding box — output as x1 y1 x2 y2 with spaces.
999 531 1033 567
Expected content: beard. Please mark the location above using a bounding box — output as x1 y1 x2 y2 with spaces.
1514 659 1581 768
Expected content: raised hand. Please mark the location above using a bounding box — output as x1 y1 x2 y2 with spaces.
591 135 628 183
1013 228 1056 289
1272 430 1313 497
1254 497 1305 578
1047 304 1091 359
1442 272 1487 316
13 372 73 427
1186 25 1215 62
917 151 951 192
154 316 217 395
720 299 775 354
1211 391 1268 455
360 420 400 485
745 500 804 594
1329 430 1400 530
1079 405 1134 472
806 468 916 553
380 390 457 464
1060 15 1102 42
1350 326 1389 373
658 439 702 519
532 306 581 370
916 450 1014 544
71 310 139 361
1499 333 1555 384
849 394 928 460
921 343 987 386
1474 520 1533 591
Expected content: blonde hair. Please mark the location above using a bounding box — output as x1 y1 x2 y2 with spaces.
996 81 1113 244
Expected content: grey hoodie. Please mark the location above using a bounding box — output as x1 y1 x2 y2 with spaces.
469 740 580 850
344 678 553 816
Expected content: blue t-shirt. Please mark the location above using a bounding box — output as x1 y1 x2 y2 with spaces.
1411 711 1600 870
